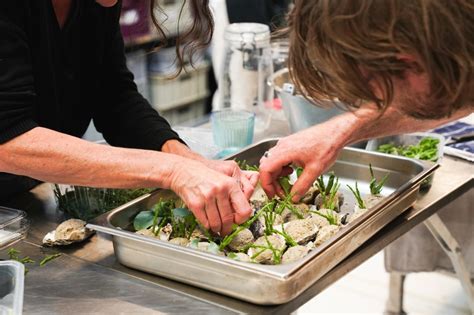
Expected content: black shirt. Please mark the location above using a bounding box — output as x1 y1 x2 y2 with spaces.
0 0 182 200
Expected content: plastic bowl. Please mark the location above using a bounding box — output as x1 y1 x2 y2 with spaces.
0 261 24 314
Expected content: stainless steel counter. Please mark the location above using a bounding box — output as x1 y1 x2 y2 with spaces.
1 143 472 314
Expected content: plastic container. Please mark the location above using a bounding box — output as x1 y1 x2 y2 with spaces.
0 207 29 250
149 63 209 111
0 260 25 315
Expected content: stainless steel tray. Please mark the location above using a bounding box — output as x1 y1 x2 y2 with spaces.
88 139 438 305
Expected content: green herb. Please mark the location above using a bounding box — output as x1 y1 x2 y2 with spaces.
274 224 298 247
316 172 337 196
248 235 284 264
347 182 366 209
295 167 304 178
278 176 292 196
219 200 276 251
369 164 389 196
39 253 61 267
377 137 439 161
236 160 259 171
275 194 303 219
8 248 35 274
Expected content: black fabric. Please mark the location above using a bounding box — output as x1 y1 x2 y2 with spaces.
226 0 290 30
0 0 182 200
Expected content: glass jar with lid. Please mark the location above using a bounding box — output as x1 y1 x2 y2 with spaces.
217 23 273 133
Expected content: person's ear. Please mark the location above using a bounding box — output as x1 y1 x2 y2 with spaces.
95 0 118 7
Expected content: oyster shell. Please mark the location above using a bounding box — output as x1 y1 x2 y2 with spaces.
190 227 209 241
249 217 265 239
314 225 340 246
363 194 384 209
43 219 94 246
348 205 368 223
247 234 286 264
301 186 319 204
136 223 172 241
228 228 254 251
309 212 330 228
282 245 311 264
281 218 319 244
281 203 310 222
169 237 190 246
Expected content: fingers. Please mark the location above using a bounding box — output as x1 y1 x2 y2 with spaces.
229 188 252 224
290 165 321 202
216 194 234 236
243 171 259 187
241 171 259 199
187 199 209 230
205 198 222 234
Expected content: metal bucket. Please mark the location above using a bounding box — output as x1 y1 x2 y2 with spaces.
269 68 345 133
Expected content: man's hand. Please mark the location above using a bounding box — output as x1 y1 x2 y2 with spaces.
259 123 346 202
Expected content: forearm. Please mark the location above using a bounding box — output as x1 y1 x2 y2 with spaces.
326 105 473 147
0 127 181 189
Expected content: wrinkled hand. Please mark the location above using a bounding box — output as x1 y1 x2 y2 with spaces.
205 160 259 199
170 159 253 236
259 122 347 202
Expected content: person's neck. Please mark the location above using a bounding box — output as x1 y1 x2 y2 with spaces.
51 0 73 29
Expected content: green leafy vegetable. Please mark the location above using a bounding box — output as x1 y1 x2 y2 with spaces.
369 164 389 196
347 182 366 209
377 137 439 161
236 160 259 171
39 253 61 267
278 177 292 196
219 200 276 251
54 185 153 221
8 248 35 274
133 211 155 231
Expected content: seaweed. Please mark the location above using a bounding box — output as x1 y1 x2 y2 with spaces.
347 182 366 209
369 164 389 196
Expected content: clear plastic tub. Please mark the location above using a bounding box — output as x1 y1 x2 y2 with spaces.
0 260 25 315
0 207 29 250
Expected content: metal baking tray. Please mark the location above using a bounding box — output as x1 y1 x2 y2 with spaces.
88 139 438 305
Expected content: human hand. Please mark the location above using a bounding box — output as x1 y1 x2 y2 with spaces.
205 160 259 199
169 158 253 236
259 120 351 202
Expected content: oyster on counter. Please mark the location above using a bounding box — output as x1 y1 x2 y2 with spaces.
43 219 94 246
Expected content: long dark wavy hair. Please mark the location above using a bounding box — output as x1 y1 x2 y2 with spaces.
287 0 474 118
149 0 214 75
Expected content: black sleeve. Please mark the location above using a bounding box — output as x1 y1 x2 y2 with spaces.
92 4 183 151
0 11 38 144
